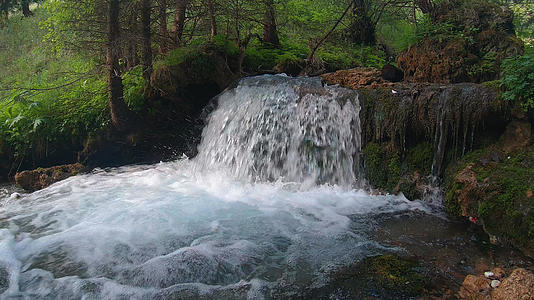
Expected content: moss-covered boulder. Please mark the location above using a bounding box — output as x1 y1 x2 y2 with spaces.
398 0 523 83
15 163 87 192
445 120 534 257
302 254 430 299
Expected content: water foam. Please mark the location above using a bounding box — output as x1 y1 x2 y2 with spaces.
196 75 362 187
0 75 431 299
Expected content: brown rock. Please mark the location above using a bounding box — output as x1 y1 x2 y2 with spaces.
321 67 394 89
458 275 492 300
492 268 534 300
491 268 506 280
15 163 87 192
381 64 404 82
500 120 532 153
453 163 485 217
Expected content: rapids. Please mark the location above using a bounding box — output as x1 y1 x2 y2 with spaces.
0 75 443 298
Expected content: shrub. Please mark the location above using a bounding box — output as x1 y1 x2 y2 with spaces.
501 48 534 110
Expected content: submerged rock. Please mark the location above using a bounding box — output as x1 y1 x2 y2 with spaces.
15 163 87 192
0 267 8 295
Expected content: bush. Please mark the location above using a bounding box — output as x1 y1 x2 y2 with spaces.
501 48 534 110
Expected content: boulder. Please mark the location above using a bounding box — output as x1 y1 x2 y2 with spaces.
458 274 492 300
381 64 404 82
445 121 534 257
458 268 534 300
15 163 87 192
492 268 534 300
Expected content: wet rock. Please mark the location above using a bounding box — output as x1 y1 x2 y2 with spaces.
491 268 534 300
15 163 87 192
381 64 403 82
445 124 534 258
458 274 492 300
0 267 8 294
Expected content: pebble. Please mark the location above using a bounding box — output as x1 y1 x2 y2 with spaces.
491 279 501 288
485 271 494 278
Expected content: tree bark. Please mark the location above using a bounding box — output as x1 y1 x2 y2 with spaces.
417 0 438 20
262 0 279 47
126 9 139 70
141 0 153 93
21 0 32 17
158 0 170 54
349 0 375 45
207 0 217 39
0 0 9 29
107 0 131 132
172 0 187 46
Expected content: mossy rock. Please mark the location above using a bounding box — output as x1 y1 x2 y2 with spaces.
315 254 430 299
363 142 401 192
445 142 534 257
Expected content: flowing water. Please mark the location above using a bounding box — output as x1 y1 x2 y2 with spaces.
0 75 527 299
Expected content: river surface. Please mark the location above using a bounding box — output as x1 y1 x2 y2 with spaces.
0 75 531 299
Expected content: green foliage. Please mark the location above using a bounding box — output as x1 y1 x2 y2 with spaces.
501 48 534 110
212 34 239 56
376 19 418 53
122 66 145 112
318 44 386 70
415 14 460 42
0 7 132 167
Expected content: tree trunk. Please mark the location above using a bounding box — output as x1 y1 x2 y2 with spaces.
349 0 375 45
262 0 279 47
21 0 32 17
126 10 139 70
141 0 153 94
207 0 217 39
412 0 417 28
107 0 131 132
158 0 170 54
172 0 187 46
417 0 438 20
0 0 9 29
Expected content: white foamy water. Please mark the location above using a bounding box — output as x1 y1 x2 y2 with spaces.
0 75 432 299
196 75 362 187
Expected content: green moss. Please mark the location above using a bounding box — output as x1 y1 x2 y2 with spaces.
405 142 433 175
445 145 534 253
363 142 387 189
362 255 428 297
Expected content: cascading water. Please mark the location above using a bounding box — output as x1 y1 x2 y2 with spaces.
196 75 362 187
0 75 432 299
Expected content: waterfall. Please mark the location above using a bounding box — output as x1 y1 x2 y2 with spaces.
0 75 435 299
195 75 362 187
